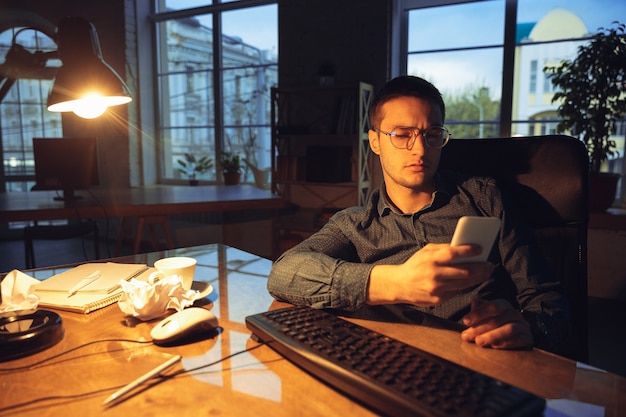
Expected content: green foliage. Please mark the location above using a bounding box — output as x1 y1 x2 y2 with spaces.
444 86 501 139
176 153 213 179
219 151 242 173
545 22 626 173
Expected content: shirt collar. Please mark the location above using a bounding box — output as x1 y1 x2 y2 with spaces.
376 172 452 216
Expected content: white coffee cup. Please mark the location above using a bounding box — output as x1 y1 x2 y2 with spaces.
153 256 197 290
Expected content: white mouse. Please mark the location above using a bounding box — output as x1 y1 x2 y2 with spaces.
151 307 219 345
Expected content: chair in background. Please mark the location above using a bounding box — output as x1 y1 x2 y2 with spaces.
439 134 589 362
115 215 175 256
24 220 100 269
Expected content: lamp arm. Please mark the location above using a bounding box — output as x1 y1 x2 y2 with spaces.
0 76 17 104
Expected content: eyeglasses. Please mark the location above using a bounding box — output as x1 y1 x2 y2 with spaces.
374 126 450 149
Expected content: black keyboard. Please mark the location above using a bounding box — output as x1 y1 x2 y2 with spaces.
246 306 546 417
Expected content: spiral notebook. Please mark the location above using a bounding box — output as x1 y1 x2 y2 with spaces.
35 262 148 314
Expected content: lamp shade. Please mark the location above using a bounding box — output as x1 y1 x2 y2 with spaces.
47 17 131 119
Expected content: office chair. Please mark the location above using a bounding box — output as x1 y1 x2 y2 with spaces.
439 134 589 363
115 215 175 256
24 219 100 269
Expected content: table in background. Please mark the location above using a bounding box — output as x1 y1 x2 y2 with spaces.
0 185 284 222
0 185 285 256
1 244 625 416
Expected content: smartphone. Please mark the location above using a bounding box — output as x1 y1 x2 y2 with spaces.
450 216 501 263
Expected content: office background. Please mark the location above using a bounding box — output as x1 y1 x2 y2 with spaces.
0 0 625 377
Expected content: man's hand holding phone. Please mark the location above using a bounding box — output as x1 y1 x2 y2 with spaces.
367 216 501 307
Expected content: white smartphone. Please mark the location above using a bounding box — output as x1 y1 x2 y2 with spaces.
450 216 501 263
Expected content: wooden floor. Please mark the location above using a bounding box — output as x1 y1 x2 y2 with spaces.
0 236 624 378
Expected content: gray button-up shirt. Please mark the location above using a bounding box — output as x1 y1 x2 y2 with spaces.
268 170 570 352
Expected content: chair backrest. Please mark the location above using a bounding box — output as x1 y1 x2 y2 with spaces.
439 135 589 362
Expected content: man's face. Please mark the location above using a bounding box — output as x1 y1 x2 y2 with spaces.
369 96 443 193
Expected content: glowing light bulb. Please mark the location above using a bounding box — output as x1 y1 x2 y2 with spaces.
48 93 131 119
70 94 107 119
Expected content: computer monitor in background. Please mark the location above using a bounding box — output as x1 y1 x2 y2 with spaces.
32 137 99 202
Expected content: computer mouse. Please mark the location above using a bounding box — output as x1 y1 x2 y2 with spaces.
150 307 219 345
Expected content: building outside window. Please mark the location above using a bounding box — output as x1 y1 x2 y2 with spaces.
0 27 61 193
153 1 278 185
396 0 626 206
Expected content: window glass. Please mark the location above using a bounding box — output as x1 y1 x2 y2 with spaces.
0 28 62 193
155 3 277 184
513 0 626 200
517 0 623 39
221 6 277 178
401 0 626 203
159 0 242 12
407 1 505 139
157 16 215 181
408 1 504 51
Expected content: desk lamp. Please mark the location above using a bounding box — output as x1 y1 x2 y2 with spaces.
0 17 131 359
0 16 132 118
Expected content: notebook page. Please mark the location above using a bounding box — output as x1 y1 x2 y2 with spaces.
35 262 147 294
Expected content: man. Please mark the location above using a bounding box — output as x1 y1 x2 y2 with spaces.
268 75 570 355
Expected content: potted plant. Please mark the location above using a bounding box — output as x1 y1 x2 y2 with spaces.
176 153 213 185
545 22 626 211
219 151 242 185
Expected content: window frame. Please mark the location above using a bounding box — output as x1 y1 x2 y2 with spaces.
151 0 277 185
392 0 626 207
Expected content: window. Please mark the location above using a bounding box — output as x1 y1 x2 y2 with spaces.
403 0 505 139
153 1 278 185
529 60 537 94
0 27 62 193
395 0 626 205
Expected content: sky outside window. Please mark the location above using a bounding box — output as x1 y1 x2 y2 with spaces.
408 1 505 51
407 0 626 99
408 1 505 98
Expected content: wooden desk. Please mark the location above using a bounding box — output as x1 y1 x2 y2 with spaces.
1 244 625 416
0 185 285 223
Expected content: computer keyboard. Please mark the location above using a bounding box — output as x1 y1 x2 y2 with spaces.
245 306 546 417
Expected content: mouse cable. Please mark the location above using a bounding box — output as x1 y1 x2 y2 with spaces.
0 384 128 414
0 340 271 413
0 338 153 373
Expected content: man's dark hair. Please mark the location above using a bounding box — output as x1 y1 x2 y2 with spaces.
369 75 446 128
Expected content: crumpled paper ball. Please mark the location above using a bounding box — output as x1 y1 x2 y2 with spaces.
0 269 40 315
118 273 197 321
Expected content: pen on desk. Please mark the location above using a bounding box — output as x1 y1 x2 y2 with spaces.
102 355 182 408
67 270 101 297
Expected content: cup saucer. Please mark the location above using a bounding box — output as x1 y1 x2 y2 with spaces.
191 281 214 300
